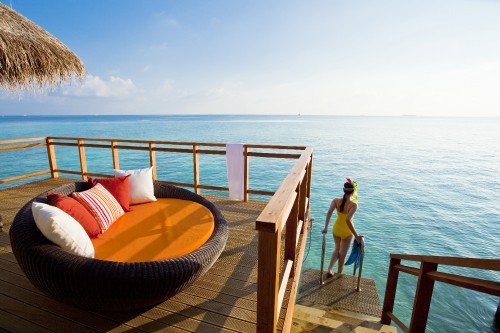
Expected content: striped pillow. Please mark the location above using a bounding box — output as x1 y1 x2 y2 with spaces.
72 183 125 233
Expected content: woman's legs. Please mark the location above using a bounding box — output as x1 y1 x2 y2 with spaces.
327 235 342 275
337 235 354 273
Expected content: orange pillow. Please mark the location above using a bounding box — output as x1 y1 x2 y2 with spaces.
88 176 131 212
46 192 101 237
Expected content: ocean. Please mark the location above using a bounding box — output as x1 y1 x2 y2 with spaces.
1 115 499 332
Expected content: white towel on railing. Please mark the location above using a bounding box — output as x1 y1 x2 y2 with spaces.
226 143 244 200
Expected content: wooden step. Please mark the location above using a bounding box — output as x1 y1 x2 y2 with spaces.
292 304 397 332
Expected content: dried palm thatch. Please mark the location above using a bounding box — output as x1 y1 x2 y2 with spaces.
0 2 85 91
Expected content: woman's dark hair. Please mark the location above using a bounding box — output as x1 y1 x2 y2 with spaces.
340 182 354 212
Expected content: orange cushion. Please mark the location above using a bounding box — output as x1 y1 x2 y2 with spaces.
47 192 101 237
91 198 215 262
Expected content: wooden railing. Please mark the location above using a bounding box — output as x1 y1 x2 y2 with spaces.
1 136 308 202
256 147 313 332
2 136 314 331
381 254 500 333
0 137 50 185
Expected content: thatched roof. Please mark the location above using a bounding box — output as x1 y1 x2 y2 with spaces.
0 2 85 91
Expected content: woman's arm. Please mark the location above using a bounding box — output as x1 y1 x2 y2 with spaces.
346 203 363 243
322 199 337 234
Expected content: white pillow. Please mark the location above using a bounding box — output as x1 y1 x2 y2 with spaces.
114 167 157 204
32 202 94 258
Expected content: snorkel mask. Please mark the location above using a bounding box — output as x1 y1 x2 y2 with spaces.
345 178 358 203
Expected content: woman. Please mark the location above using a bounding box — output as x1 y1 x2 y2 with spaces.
322 178 363 277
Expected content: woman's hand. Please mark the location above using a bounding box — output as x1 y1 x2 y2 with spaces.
355 235 364 244
321 227 327 234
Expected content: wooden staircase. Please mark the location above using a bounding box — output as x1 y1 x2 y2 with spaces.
292 304 396 332
292 268 396 332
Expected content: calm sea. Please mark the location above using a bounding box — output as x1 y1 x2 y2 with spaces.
1 115 499 332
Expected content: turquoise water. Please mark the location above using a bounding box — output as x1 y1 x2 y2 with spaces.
1 115 499 332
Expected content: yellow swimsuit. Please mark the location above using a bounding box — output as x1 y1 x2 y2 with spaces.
333 203 355 240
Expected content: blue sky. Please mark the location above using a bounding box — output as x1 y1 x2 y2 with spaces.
1 0 500 116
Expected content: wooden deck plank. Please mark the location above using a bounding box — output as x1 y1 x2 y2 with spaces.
131 306 238 333
156 299 256 332
0 179 301 332
0 308 53 333
0 271 131 332
0 292 98 333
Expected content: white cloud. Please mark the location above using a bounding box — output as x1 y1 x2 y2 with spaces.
62 74 136 98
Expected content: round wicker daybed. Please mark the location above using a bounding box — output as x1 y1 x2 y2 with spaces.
9 181 228 311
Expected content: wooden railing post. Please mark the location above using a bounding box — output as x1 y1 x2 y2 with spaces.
244 146 249 202
111 140 120 170
46 137 58 178
285 190 299 276
409 261 438 333
298 175 307 225
77 139 87 180
381 257 401 324
193 145 200 194
257 228 281 333
149 143 157 180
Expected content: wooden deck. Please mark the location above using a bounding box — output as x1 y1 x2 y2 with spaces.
0 178 294 332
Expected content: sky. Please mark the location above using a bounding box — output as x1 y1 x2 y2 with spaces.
1 0 500 116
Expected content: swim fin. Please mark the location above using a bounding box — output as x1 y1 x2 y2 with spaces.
345 239 364 268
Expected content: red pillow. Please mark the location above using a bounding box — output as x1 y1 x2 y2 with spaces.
88 176 131 212
46 192 101 237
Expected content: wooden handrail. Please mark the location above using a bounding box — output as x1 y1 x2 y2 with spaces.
256 147 313 332
0 170 51 185
0 137 49 185
390 254 500 270
0 136 46 145
2 136 308 199
256 147 313 232
381 254 500 333
40 136 310 200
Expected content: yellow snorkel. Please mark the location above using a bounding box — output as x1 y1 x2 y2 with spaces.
346 178 358 203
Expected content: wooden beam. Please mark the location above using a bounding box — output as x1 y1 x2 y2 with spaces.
409 261 438 333
244 146 249 202
46 138 58 178
245 143 307 150
277 259 293 312
390 254 500 271
427 271 500 296
77 139 87 180
0 170 51 185
111 140 119 170
281 219 309 333
0 136 46 145
193 145 200 194
284 189 299 275
298 171 307 223
257 229 280 333
385 312 409 333
0 142 46 152
247 189 274 196
47 136 227 147
247 152 301 159
256 147 313 232
381 257 401 325
394 264 419 276
149 143 157 180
